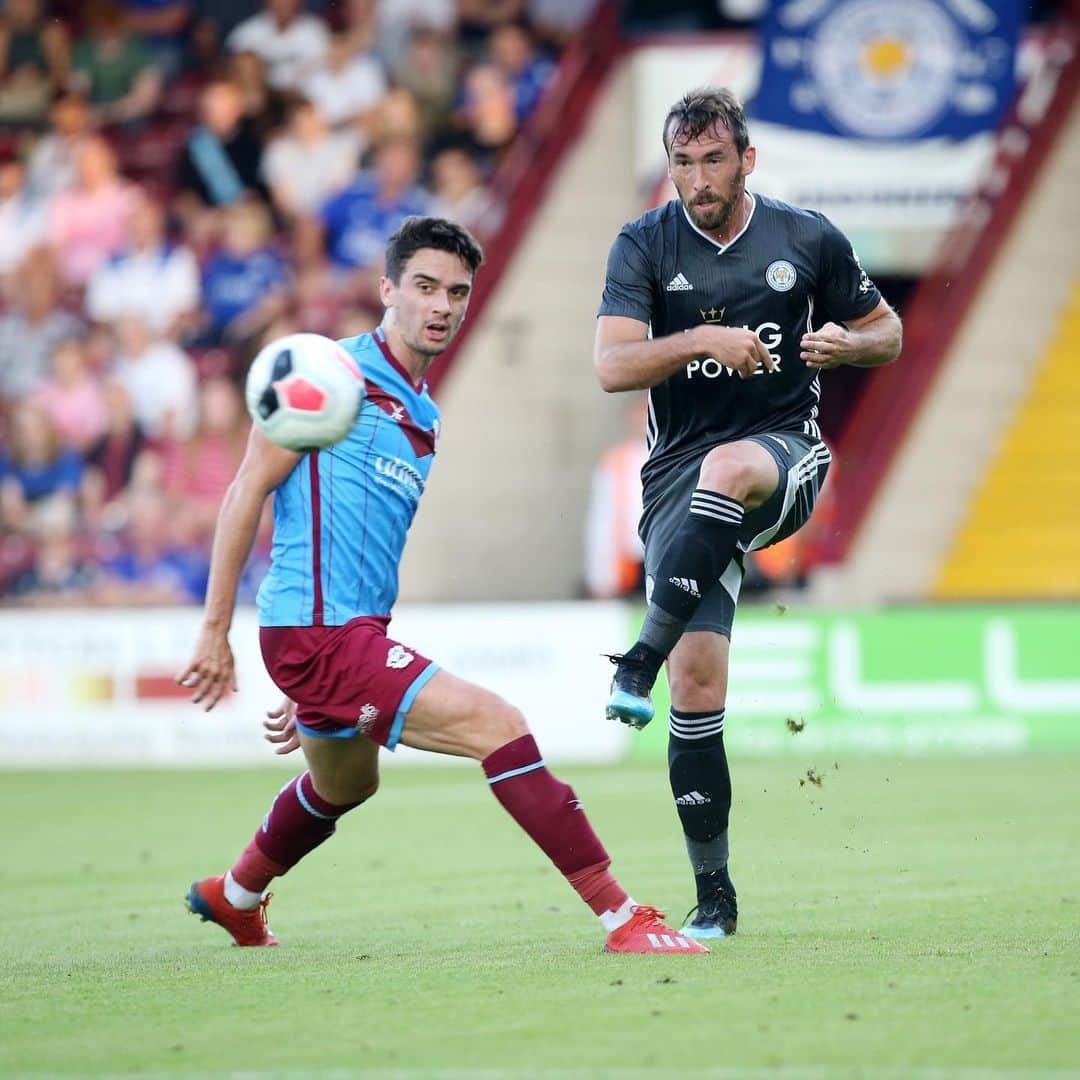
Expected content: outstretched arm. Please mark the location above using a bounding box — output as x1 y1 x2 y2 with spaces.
177 427 302 710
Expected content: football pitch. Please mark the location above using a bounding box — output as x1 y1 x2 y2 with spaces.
3 757 1078 1080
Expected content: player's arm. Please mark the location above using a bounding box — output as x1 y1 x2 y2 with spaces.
177 427 302 710
800 298 902 370
595 315 774 392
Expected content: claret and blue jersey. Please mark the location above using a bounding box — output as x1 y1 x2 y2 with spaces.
256 327 440 628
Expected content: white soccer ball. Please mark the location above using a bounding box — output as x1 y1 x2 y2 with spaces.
245 332 364 451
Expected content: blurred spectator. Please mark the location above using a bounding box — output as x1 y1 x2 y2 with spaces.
321 136 431 271
111 316 199 438
0 0 70 125
227 48 277 133
458 62 518 164
96 485 208 604
227 0 329 92
84 380 147 505
0 401 84 535
301 30 387 129
528 0 599 47
369 85 424 143
457 0 526 53
583 397 647 599
32 338 110 453
290 214 349 337
121 0 192 79
200 199 290 343
374 0 455 74
489 20 554 122
48 135 138 286
71 0 163 126
0 157 46 278
262 95 361 219
191 0 265 47
4 494 96 604
176 77 265 207
24 93 91 202
390 27 457 139
86 192 200 336
429 141 502 236
162 375 248 541
0 251 84 401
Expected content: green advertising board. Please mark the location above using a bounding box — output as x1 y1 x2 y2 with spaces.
628 605 1080 758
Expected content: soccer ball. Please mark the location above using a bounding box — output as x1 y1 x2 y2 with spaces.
245 332 364 451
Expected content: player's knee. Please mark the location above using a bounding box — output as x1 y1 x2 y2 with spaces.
475 700 528 756
699 450 759 501
669 659 724 711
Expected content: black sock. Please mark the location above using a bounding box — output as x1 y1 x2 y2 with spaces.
668 711 732 890
638 490 744 660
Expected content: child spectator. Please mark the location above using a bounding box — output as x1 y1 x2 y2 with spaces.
48 135 139 286
32 338 110 453
430 140 502 236
200 199 290 343
489 20 554 122
111 315 199 439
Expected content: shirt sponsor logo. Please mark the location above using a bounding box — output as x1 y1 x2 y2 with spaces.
765 260 797 292
373 455 425 499
666 272 694 292
686 322 784 378
386 644 414 669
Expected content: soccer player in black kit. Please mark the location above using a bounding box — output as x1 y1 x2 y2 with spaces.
597 88 903 939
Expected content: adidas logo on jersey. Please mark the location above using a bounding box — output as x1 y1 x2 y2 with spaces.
668 576 700 597
666 272 694 292
675 790 711 806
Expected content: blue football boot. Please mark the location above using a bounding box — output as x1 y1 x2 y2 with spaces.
604 650 659 730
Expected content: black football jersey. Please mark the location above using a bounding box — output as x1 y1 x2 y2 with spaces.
598 194 881 504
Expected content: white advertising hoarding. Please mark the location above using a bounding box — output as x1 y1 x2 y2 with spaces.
0 605 629 768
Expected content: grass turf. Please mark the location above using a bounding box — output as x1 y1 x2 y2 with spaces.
2 757 1078 1079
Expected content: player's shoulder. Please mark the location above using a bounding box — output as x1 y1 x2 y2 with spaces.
619 199 681 243
752 193 842 243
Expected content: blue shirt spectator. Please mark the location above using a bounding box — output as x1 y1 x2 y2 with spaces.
321 138 431 271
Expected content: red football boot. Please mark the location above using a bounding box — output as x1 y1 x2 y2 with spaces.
604 905 710 954
186 875 279 947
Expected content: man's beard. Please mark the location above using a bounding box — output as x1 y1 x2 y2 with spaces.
684 170 744 234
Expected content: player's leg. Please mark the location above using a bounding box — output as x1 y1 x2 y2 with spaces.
607 439 778 728
666 631 738 939
187 730 380 946
399 670 708 953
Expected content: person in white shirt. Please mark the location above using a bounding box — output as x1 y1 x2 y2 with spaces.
262 96 361 218
111 316 199 440
226 0 329 91
0 159 47 278
86 194 200 338
301 31 387 128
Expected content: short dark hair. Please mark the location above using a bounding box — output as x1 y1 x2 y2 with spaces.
384 216 484 283
663 87 750 157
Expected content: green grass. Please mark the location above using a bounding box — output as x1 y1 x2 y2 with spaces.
2 757 1079 1079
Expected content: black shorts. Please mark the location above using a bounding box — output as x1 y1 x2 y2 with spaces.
640 432 831 639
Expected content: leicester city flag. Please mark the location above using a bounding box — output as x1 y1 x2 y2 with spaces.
751 0 1022 140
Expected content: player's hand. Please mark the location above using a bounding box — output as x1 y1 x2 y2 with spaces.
801 322 855 369
264 698 300 755
176 625 237 711
695 325 776 378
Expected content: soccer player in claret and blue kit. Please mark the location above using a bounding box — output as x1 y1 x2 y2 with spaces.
597 89 903 939
178 216 707 955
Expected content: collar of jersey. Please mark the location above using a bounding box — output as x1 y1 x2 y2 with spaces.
679 192 756 254
374 326 426 393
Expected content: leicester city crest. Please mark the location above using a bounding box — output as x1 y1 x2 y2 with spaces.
765 260 797 292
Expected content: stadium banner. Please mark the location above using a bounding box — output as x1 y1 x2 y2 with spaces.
0 605 629 768
631 6 1028 273
630 605 1080 759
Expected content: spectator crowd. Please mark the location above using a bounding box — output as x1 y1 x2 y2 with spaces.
0 0 592 606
